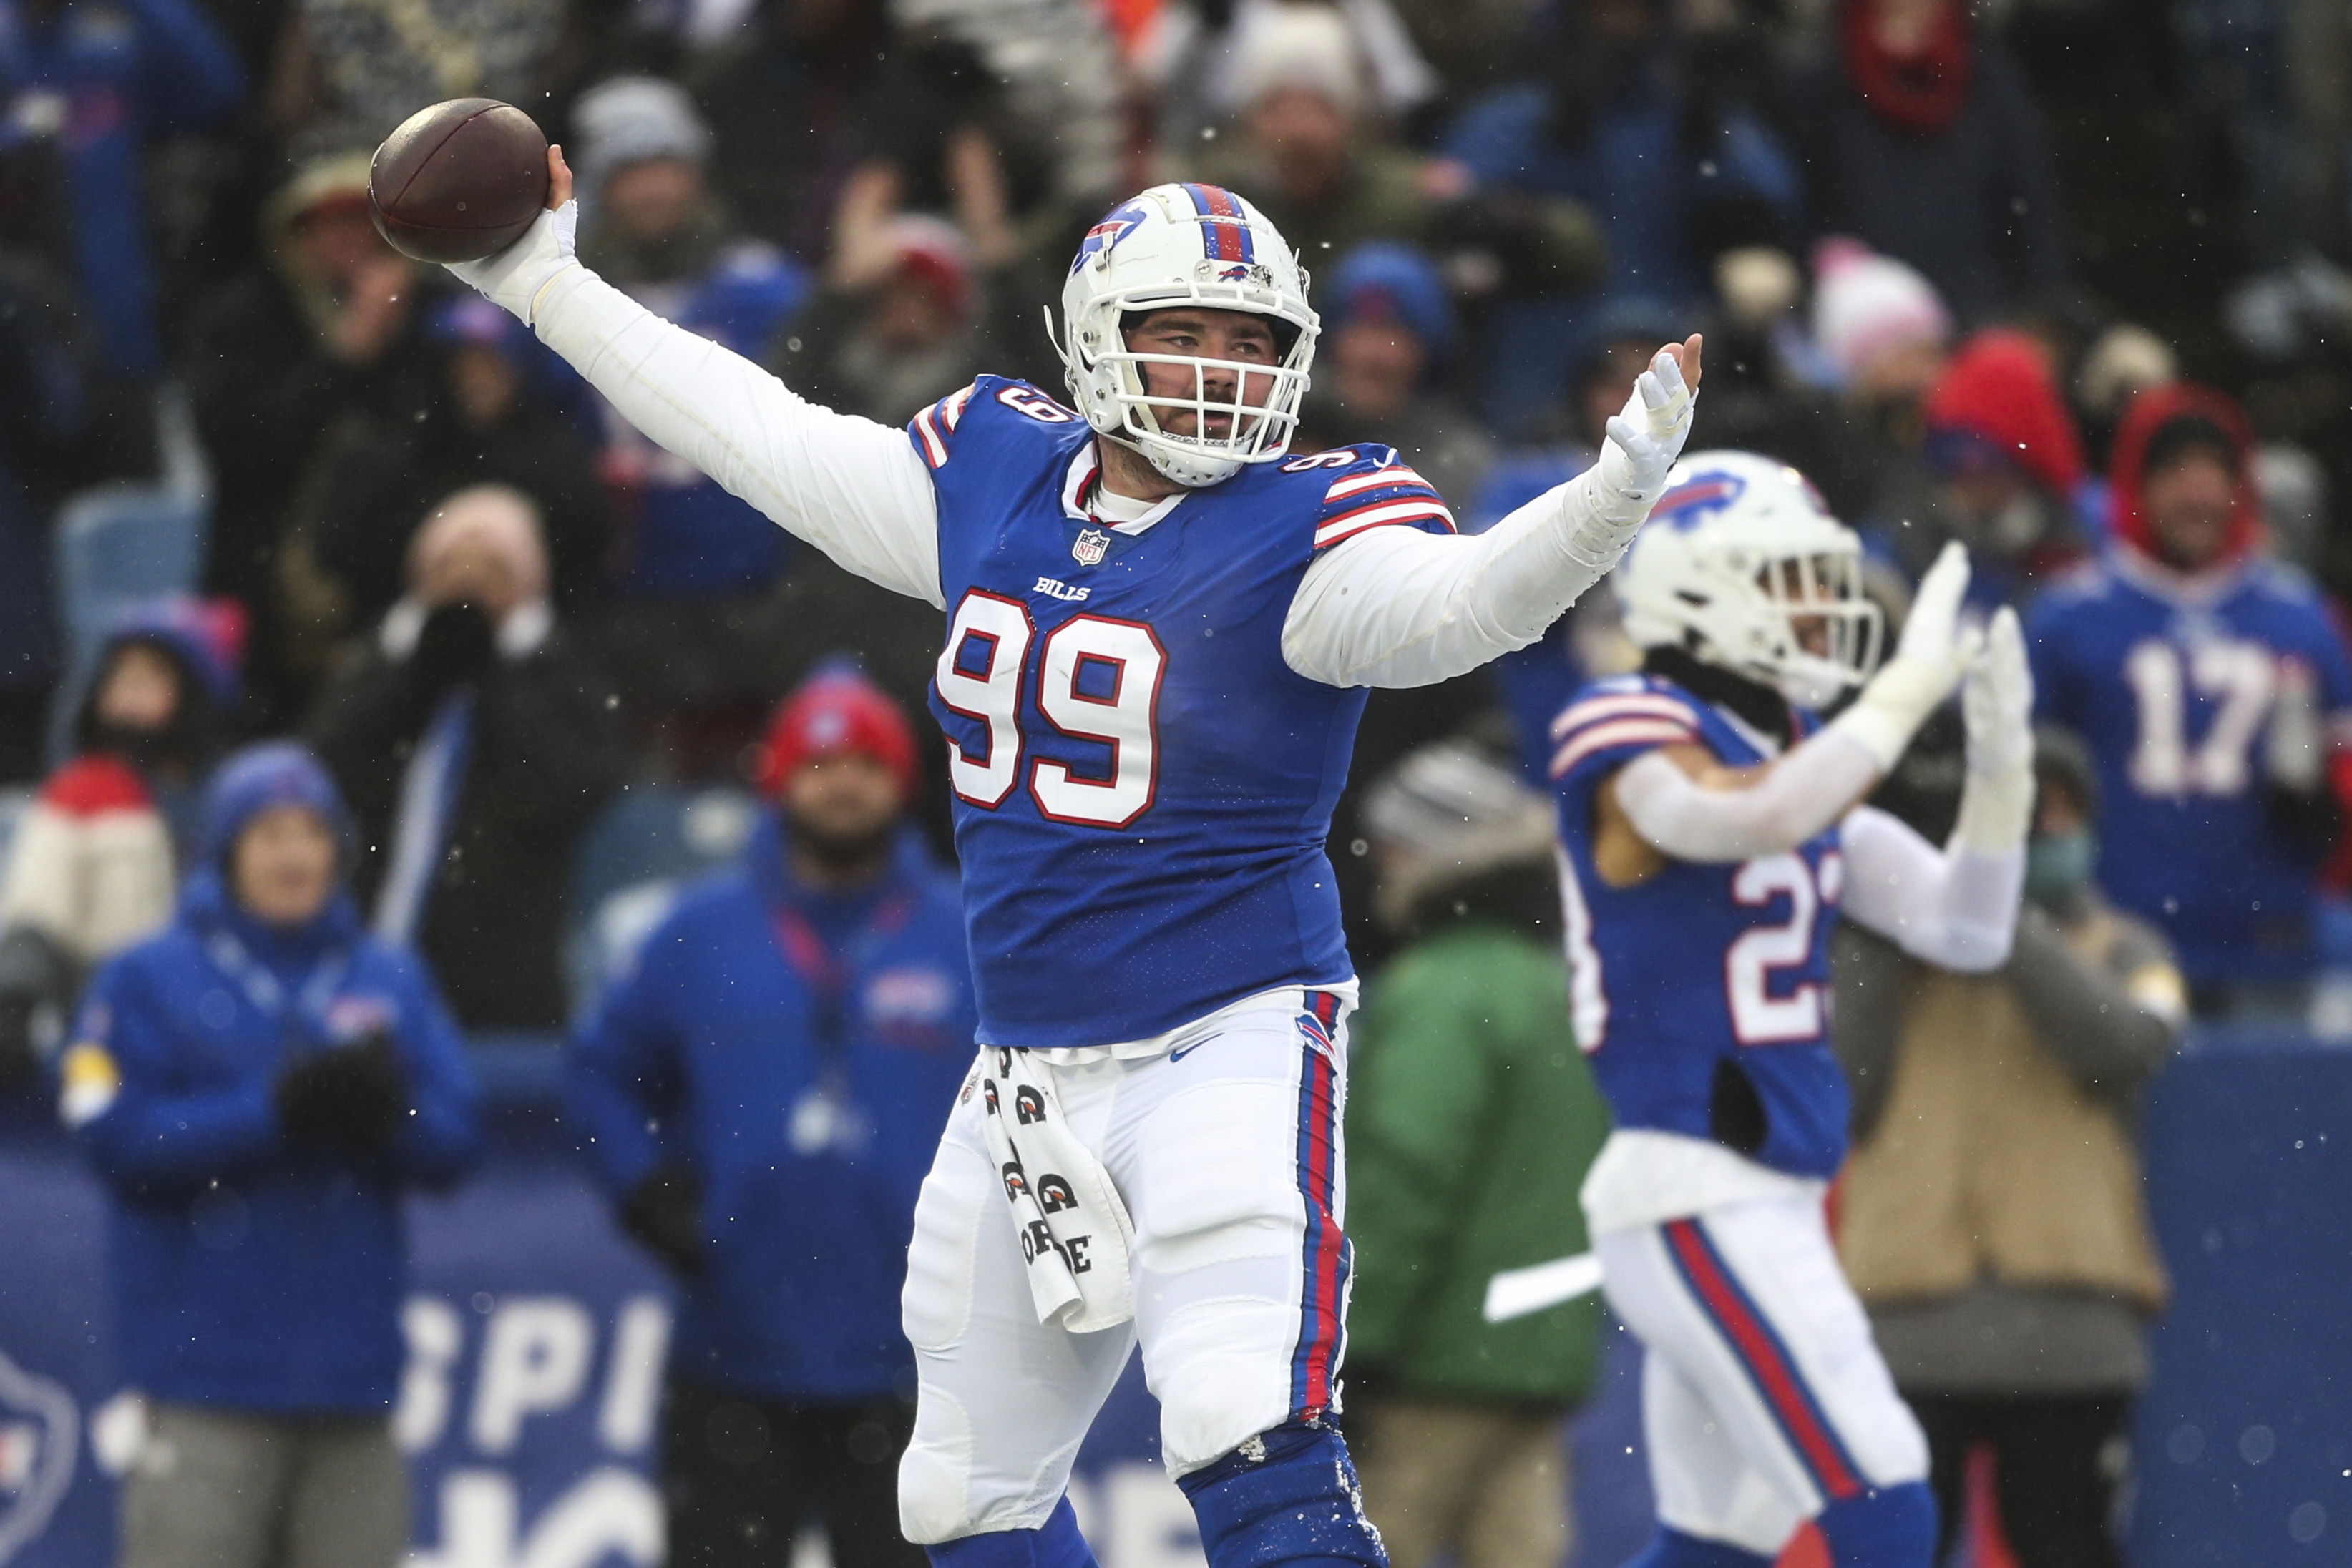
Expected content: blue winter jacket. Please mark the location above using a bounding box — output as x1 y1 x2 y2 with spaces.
0 0 245 378
567 817 976 1401
70 873 480 1413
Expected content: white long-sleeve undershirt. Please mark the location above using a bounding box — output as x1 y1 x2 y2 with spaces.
527 265 1644 687
1612 742 2021 972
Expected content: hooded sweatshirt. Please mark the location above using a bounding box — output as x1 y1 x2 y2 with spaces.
2026 386 2352 986
64 745 479 1413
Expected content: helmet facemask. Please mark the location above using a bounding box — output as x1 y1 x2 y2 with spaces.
1719 544 1885 709
1055 188 1320 489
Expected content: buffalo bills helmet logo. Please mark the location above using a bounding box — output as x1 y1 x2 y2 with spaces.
1653 471 1749 532
1072 200 1149 274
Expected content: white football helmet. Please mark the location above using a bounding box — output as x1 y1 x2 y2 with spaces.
1616 450 1884 708
1055 183 1319 488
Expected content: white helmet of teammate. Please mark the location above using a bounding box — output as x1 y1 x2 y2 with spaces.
1615 451 1884 709
1055 183 1319 489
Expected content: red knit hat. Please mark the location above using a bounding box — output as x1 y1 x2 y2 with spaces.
1922 329 2087 497
755 667 919 800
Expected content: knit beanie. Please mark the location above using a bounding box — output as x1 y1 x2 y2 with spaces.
1922 328 2087 496
1226 4 1367 114
1327 242 1454 365
572 77 712 205
1810 238 1951 386
205 743 353 870
1362 742 1555 928
756 667 919 801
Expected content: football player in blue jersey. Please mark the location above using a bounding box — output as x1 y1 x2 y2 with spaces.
1548 452 2034 1567
444 151 1699 1568
2027 383 2352 1009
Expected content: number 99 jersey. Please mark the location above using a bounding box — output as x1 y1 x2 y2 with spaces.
914 376 1456 1048
1549 675 1853 1179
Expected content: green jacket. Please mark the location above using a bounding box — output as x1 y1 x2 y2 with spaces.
1343 919 1611 1406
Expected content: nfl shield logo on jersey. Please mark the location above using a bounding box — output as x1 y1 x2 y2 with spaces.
1072 528 1110 567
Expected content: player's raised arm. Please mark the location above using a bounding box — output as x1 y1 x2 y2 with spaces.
445 147 945 607
1602 541 1981 866
1837 605 2034 971
1281 337 1699 687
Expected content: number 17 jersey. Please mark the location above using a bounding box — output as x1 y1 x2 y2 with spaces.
913 376 1456 1048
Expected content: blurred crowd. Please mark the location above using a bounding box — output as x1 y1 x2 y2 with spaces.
4 0 2352 1561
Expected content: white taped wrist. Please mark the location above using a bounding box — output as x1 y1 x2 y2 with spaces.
1952 759 2034 855
1828 657 1953 772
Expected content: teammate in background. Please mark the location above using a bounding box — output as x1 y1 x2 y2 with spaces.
1548 452 2033 1567
449 150 1698 1568
2026 383 2352 1016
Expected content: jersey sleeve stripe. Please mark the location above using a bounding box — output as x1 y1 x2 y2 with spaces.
1549 692 1703 740
912 404 950 469
1549 717 1699 779
1314 498 1456 546
941 383 975 431
1323 466 1433 502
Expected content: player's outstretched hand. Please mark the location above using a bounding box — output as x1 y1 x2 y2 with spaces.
1828 540 1981 772
1599 335 1703 513
1963 607 2034 778
1891 540 1982 695
447 144 579 327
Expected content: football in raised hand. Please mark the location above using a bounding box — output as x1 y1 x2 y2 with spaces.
369 99 550 264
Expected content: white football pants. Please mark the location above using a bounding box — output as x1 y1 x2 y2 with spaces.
1594 1195 1931 1556
897 989 1353 1544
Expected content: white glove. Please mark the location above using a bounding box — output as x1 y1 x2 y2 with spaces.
1595 348 1699 525
1953 607 2036 852
1829 541 1983 771
447 200 580 328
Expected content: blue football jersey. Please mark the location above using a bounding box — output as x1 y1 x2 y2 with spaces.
2027 553 2352 986
912 376 1456 1047
1549 675 1851 1178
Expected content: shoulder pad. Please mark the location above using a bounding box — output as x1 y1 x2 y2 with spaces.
1279 445 1458 552
1547 682 1704 781
908 377 1085 471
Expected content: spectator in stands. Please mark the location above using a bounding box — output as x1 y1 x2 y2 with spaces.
780 212 997 425
688 0 896 265
573 75 810 599
1834 727 2184 1568
1807 238 1953 522
1191 4 1601 285
62 740 479 1568
568 668 974 1568
0 258 92 781
0 0 243 383
1297 242 1493 507
267 0 570 162
304 293 613 632
308 486 623 1031
2028 383 2352 1013
0 597 239 1089
185 152 434 725
1441 0 1795 424
1784 0 2066 325
1345 742 1611 1568
1867 328 2091 610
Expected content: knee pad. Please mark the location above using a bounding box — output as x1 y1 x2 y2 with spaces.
1815 1481 1936 1567
1624 1526 1775 1567
1174 1420 1386 1568
924 1497 1098 1568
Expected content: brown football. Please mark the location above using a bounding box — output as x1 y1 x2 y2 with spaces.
369 99 550 264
